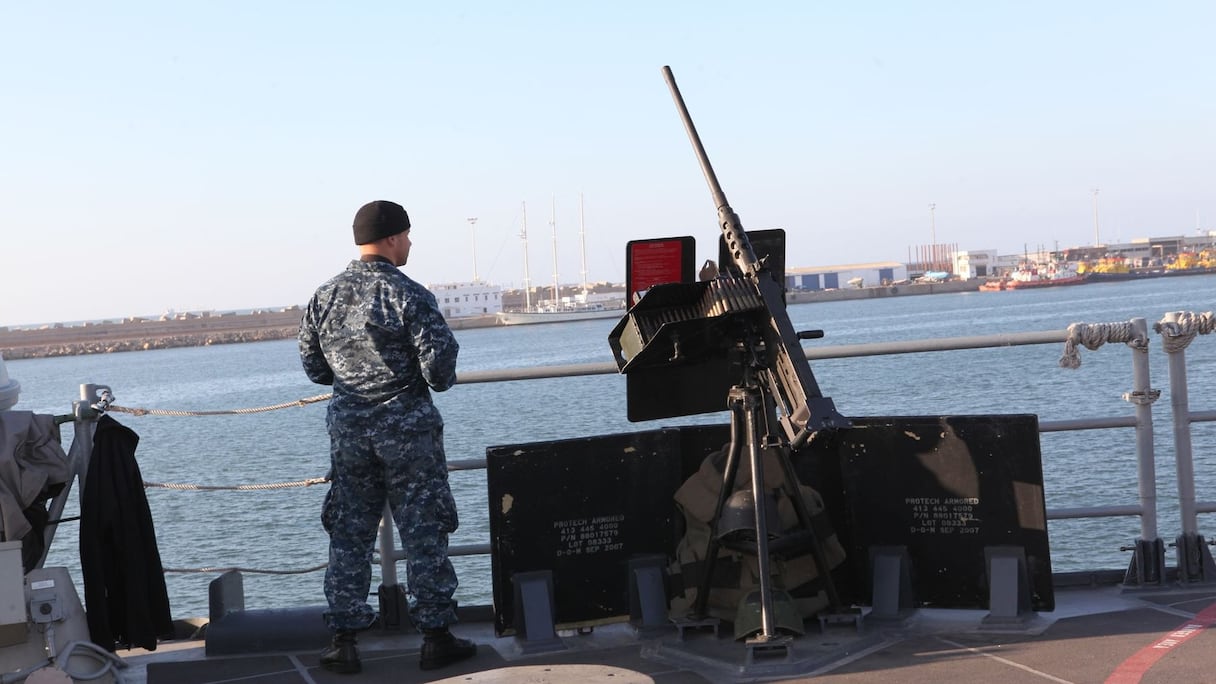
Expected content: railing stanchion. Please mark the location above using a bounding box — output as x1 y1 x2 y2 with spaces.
378 503 399 586
1158 311 1216 583
376 503 412 629
1124 318 1166 585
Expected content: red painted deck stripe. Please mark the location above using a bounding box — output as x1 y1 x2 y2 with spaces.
1104 601 1216 684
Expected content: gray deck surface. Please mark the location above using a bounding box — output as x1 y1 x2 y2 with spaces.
120 584 1216 684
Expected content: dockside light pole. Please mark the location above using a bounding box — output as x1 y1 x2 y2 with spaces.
1092 188 1100 246
467 217 479 282
929 203 937 271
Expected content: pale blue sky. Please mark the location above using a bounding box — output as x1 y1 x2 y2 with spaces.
2 2 1212 326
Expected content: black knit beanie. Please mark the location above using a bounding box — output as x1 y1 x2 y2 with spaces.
353 200 410 245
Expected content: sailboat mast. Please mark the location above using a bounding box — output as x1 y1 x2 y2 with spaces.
579 193 589 295
521 202 532 310
550 196 560 306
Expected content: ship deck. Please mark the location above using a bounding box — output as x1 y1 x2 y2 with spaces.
122 580 1216 684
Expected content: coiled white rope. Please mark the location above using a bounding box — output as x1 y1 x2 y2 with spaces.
1154 311 1216 354
1058 321 1146 369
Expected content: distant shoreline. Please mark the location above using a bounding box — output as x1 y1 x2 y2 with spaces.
0 279 981 360
0 308 307 360
0 308 506 361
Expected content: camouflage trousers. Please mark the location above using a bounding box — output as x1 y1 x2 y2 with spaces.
321 422 460 632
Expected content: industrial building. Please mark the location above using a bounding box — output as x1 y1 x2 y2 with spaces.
784 262 907 290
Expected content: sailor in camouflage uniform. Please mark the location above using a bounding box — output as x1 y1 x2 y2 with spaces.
299 200 476 674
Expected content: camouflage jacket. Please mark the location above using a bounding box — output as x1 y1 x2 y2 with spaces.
299 259 459 431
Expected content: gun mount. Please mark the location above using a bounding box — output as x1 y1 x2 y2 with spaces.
608 66 857 649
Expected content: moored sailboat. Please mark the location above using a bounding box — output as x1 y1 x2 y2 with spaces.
496 196 625 326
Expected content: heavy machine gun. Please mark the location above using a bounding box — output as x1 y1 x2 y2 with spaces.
610 68 849 445
667 65 847 445
609 67 856 651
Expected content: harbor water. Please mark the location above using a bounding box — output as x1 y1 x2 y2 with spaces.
10 275 1216 620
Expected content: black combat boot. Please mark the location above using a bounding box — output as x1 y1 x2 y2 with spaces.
419 627 477 670
320 630 361 674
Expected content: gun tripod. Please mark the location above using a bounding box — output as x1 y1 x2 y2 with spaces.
690 368 847 646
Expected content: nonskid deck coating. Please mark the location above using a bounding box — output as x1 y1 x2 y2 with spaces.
121 584 1216 684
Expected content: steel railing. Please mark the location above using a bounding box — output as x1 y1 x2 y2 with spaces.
39 311 1216 600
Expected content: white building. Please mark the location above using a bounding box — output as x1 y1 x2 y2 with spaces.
428 281 503 318
952 250 998 279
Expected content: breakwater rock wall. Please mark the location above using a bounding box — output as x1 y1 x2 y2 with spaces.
1 328 302 360
0 308 503 360
0 309 307 360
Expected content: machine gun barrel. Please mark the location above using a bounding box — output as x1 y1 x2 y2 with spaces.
661 65 848 440
661 66 760 278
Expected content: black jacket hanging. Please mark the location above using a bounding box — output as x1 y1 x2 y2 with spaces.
80 414 173 651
